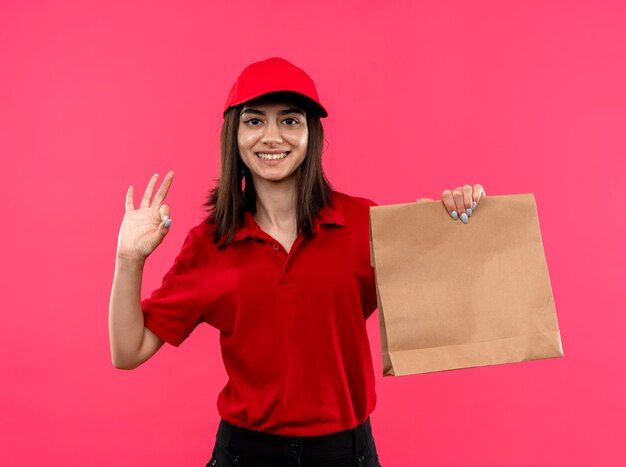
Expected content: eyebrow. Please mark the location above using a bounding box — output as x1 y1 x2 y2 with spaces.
240 107 305 117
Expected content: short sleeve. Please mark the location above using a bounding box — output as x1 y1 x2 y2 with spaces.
366 198 379 318
141 229 204 347
352 196 378 208
352 196 379 319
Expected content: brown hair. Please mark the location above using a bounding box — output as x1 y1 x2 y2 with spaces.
203 92 335 250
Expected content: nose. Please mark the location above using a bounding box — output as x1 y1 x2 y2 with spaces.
261 120 283 145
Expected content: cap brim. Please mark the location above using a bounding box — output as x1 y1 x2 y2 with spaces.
224 90 328 118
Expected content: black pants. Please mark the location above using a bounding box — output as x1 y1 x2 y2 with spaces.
206 416 382 466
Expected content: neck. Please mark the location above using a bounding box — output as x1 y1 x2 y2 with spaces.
252 176 298 230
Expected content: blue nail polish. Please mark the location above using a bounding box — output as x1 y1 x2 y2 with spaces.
467 208 472 217
460 213 468 224
165 219 172 228
451 210 458 220
472 201 477 210
163 215 169 221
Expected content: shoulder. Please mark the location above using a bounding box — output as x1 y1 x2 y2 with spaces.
329 191 378 229
331 191 378 209
187 221 212 240
184 221 219 252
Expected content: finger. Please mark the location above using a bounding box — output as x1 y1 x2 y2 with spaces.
462 185 473 216
157 216 172 238
125 185 135 212
158 204 171 225
452 187 468 224
152 170 175 208
441 190 458 220
472 184 486 211
140 173 160 209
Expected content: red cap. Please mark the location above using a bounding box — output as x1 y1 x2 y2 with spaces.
223 57 328 118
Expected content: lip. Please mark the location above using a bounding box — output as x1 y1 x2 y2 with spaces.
255 151 290 165
255 150 290 155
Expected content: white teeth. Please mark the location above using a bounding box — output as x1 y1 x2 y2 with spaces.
257 152 288 160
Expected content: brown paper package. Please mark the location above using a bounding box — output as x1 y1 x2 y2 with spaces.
369 193 564 376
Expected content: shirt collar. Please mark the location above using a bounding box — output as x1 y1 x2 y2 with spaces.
232 191 345 242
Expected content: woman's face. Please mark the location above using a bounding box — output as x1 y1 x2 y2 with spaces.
237 99 308 186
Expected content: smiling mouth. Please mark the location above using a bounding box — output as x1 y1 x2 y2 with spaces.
256 152 290 160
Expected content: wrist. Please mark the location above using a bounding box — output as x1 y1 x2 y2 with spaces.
115 253 147 268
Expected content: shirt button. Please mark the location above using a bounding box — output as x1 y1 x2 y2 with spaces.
272 244 280 251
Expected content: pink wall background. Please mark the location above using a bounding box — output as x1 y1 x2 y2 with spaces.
2 0 625 465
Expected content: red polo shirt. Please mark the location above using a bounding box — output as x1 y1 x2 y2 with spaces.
141 190 379 436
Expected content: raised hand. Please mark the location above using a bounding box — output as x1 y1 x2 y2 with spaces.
116 171 175 262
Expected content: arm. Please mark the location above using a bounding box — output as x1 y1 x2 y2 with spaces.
108 171 175 369
109 255 165 369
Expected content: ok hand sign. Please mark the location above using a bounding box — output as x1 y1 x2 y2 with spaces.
116 171 175 262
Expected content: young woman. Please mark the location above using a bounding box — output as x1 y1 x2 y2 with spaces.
109 57 486 467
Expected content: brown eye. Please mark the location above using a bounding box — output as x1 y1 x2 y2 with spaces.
245 118 261 126
283 118 298 125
